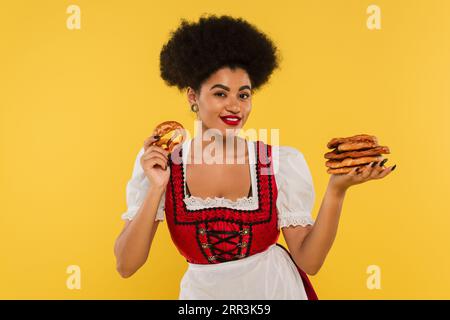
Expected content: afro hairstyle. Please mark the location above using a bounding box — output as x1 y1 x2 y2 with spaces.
159 14 281 94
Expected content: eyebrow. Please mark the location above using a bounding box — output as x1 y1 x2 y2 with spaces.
210 84 252 92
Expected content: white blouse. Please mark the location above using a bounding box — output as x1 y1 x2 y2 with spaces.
120 138 316 299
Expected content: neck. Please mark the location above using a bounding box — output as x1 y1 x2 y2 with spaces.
190 134 248 164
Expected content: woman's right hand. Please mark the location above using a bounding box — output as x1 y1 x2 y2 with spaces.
140 135 171 189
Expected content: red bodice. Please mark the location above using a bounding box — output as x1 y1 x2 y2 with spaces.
164 140 318 300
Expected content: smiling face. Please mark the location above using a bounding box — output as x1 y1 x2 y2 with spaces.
187 66 253 138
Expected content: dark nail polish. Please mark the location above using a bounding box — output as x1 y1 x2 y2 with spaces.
154 135 160 139
391 164 396 171
379 158 388 167
371 162 378 167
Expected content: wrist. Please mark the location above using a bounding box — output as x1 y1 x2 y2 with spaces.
327 182 347 198
148 184 166 195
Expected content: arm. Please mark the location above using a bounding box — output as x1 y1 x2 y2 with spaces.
283 160 395 275
114 184 165 278
283 182 345 275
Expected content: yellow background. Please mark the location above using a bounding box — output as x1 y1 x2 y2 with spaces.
1 0 449 299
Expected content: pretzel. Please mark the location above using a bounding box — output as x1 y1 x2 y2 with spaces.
326 156 383 169
337 140 379 152
324 146 390 160
327 134 378 149
150 121 186 153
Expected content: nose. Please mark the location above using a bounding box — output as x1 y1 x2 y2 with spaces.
225 100 241 113
226 107 240 114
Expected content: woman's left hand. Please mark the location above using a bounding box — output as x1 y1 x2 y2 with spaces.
328 159 396 193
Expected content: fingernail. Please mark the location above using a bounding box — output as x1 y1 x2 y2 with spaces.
391 164 396 171
379 158 388 167
371 161 378 167
154 135 160 139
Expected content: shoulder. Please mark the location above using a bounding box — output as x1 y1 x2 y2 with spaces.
270 144 307 166
269 144 312 180
254 141 305 159
273 145 304 157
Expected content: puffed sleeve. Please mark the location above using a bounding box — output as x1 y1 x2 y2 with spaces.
120 147 165 222
274 146 315 229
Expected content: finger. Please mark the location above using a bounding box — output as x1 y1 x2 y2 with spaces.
143 147 168 161
142 153 167 163
142 152 169 164
144 139 160 152
370 158 388 178
377 158 389 169
144 135 162 151
147 157 168 170
151 145 170 157
347 166 360 176
375 164 396 179
369 161 382 178
360 162 374 179
144 134 160 146
143 145 169 159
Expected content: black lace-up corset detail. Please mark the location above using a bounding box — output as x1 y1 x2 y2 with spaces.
198 226 250 262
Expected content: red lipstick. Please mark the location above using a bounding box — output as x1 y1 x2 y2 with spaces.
220 115 241 126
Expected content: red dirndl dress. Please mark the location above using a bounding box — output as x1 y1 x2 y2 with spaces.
164 140 318 300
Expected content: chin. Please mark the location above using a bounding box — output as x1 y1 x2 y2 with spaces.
223 127 241 136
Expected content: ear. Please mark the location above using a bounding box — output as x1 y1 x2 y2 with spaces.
186 87 198 105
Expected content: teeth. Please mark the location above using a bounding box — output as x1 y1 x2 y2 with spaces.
224 117 239 121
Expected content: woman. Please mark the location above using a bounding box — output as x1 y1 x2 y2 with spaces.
114 14 396 300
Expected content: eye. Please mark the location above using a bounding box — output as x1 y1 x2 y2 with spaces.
214 92 226 97
240 93 251 99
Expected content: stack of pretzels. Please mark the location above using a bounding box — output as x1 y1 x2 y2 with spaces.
325 134 390 174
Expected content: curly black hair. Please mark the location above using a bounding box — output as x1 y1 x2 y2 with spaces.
159 14 281 94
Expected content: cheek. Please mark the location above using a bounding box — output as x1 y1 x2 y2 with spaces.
204 102 224 116
201 95 222 109
244 103 252 115
242 105 251 122
198 104 222 122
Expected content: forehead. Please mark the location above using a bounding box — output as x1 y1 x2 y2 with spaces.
203 67 251 88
